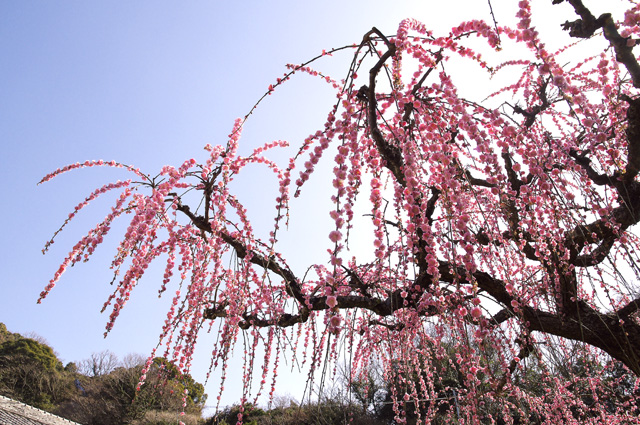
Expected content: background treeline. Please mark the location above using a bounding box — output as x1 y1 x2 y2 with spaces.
0 322 206 425
209 338 639 425
2 322 638 424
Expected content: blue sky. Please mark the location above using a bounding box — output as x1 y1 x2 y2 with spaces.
1 0 627 412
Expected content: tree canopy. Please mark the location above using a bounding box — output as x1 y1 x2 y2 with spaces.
39 0 640 423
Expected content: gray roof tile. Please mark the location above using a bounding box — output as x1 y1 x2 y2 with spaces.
0 396 82 425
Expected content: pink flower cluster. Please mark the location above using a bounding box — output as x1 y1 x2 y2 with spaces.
39 159 144 184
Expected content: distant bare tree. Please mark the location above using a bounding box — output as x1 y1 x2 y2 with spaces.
22 331 49 346
120 352 145 369
79 350 119 377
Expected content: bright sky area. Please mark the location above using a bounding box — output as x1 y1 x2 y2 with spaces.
0 0 631 413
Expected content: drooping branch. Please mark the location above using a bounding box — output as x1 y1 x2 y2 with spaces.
402 49 443 124
495 334 534 394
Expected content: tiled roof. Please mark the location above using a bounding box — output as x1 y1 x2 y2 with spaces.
0 396 81 425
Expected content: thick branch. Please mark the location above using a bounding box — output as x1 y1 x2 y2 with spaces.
502 152 525 193
559 0 603 38
622 95 640 180
495 165 539 261
559 0 640 87
512 79 550 128
174 201 305 304
617 296 640 318
566 180 640 266
205 289 439 331
572 236 616 267
199 228 640 375
601 15 640 89
568 148 614 186
521 303 640 376
364 28 405 186
490 308 513 325
463 170 497 188
424 187 441 225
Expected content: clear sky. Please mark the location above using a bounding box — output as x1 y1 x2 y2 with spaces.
0 0 629 413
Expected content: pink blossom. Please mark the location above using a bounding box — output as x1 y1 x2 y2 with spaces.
471 307 482 319
326 295 338 308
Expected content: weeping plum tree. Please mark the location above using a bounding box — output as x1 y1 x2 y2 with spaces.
40 0 640 423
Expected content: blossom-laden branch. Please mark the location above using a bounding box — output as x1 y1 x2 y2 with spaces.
42 1 640 422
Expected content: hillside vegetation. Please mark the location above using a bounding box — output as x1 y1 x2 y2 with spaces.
0 323 206 425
